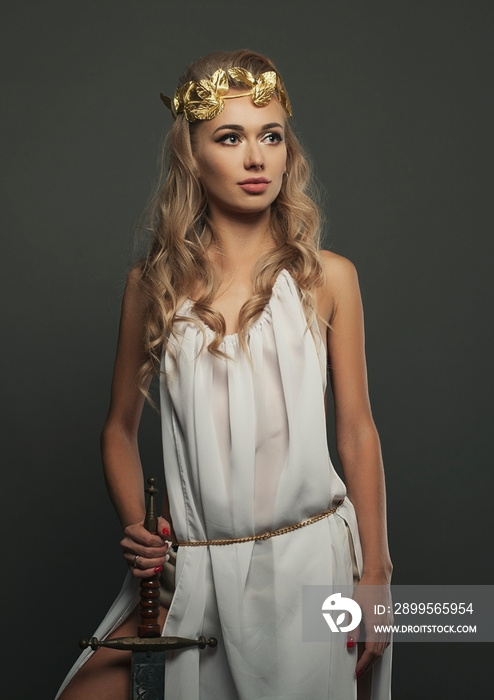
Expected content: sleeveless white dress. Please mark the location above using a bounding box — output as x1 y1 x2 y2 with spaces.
55 270 391 700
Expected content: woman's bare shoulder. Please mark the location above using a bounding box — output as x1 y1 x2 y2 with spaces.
121 264 147 310
317 250 360 321
126 263 144 287
319 249 358 285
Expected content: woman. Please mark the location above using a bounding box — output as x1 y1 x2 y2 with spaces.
56 49 392 700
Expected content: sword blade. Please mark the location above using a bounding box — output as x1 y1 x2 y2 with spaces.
131 650 166 700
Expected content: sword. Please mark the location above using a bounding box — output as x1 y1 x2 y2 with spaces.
80 477 217 699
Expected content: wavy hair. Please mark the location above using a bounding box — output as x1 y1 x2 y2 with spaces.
137 49 324 393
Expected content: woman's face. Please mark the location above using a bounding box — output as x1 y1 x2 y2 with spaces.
191 90 287 219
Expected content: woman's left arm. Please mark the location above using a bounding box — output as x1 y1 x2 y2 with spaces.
319 251 392 674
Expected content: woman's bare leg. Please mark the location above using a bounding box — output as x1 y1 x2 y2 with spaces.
59 605 168 700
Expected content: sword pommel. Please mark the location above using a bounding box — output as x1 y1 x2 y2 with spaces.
143 476 159 535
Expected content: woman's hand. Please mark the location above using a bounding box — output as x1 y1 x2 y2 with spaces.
120 516 172 579
347 572 393 679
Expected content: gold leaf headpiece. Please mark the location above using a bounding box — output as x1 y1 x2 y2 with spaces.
160 67 292 122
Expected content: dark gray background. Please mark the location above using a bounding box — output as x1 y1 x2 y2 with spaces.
2 1 492 698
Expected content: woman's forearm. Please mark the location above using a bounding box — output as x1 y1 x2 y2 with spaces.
100 420 146 530
337 421 393 581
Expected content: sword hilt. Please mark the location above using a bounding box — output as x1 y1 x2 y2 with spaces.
138 476 161 638
79 476 219 656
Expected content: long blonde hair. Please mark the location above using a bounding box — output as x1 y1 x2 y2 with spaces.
137 49 324 391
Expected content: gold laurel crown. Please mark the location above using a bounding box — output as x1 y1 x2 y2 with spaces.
160 67 292 122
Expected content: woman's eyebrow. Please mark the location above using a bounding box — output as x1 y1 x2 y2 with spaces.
262 122 284 130
212 123 244 135
212 122 284 135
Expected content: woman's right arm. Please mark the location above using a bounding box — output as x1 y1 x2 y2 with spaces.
100 267 169 578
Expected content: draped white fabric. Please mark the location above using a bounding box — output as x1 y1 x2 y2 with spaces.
55 270 391 700
159 270 391 699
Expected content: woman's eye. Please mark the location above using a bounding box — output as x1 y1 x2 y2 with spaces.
217 133 240 145
263 132 283 143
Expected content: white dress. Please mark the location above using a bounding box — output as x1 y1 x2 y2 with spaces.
55 270 391 700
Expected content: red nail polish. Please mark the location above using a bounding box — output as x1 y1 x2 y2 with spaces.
162 528 170 535
356 669 364 679
346 637 355 649
154 566 162 573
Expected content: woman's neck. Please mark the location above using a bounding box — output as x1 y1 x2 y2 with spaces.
207 208 274 268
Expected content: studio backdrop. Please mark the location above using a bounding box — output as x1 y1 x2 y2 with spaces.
1 2 492 698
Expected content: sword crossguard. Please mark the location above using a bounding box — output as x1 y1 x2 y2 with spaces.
80 635 218 652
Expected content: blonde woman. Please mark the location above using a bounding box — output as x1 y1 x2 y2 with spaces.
57 49 392 700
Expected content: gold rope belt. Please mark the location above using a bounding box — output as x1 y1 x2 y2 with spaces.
173 498 344 547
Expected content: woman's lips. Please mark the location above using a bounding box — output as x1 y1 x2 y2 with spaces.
238 177 270 194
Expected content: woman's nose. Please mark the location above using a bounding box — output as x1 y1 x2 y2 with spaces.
244 143 264 170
